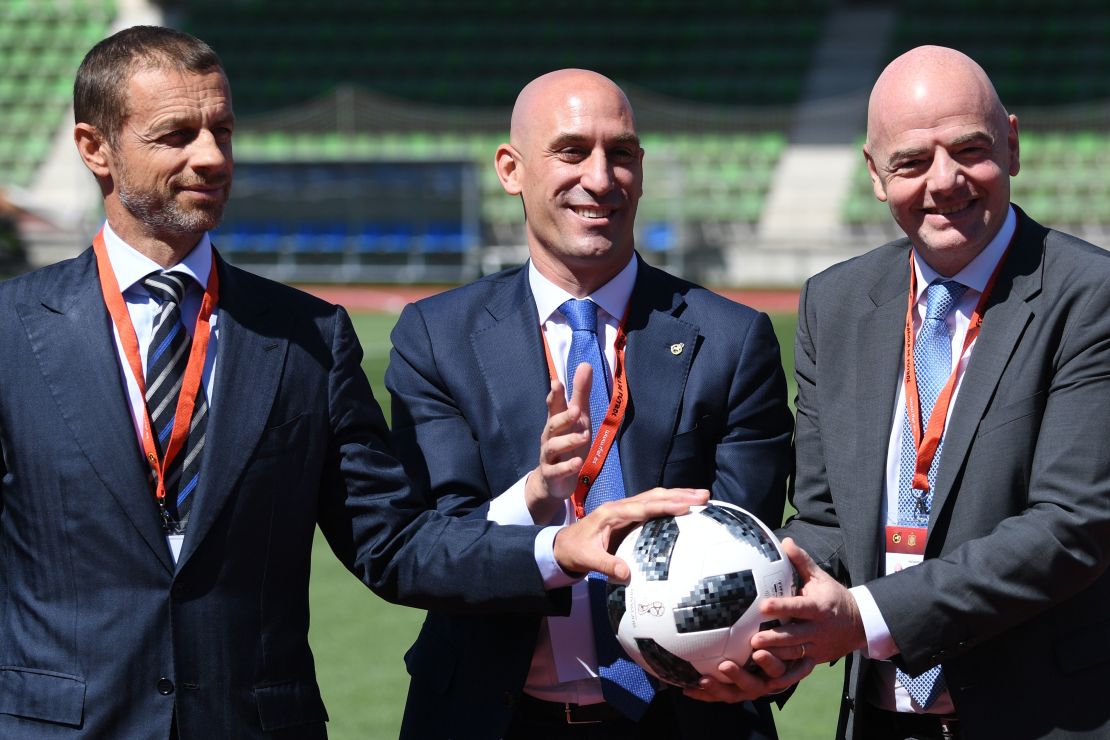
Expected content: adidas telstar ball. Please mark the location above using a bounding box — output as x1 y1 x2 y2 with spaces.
606 501 796 688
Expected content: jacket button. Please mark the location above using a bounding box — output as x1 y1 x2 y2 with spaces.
157 677 175 695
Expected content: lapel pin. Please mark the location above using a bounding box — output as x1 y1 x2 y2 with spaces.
670 342 684 356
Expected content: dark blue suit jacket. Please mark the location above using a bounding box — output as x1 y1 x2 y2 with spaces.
387 258 793 739
0 249 561 739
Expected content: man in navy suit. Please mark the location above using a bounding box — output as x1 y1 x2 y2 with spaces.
387 69 794 739
0 29 708 739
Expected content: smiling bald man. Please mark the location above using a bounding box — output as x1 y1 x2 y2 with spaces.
385 69 793 739
710 46 1110 739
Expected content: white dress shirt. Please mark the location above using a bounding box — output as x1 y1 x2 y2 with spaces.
851 205 1017 713
101 221 220 561
486 256 638 705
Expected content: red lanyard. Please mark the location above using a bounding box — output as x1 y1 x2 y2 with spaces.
92 228 219 519
541 313 630 519
902 243 1011 492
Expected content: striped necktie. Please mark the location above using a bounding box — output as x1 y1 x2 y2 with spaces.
561 298 656 720
142 271 208 533
896 279 967 709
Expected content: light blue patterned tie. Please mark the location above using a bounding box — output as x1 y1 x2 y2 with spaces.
896 280 967 709
561 299 655 719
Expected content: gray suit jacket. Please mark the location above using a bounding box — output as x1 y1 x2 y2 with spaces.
784 207 1110 738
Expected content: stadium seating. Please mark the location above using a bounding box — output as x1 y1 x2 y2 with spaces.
229 130 787 257
887 0 1110 106
0 0 115 188
184 1 830 114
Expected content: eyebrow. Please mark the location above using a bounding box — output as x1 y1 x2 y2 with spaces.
548 132 641 150
886 130 995 168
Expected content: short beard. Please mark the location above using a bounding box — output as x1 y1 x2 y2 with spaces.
117 178 227 237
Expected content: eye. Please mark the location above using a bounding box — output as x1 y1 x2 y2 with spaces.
556 148 588 163
213 127 233 143
893 158 925 173
610 147 638 164
159 129 196 146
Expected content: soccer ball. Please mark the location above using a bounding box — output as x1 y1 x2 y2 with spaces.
606 501 796 688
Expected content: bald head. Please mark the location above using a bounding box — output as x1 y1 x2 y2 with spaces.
868 46 1008 153
496 69 643 296
510 69 636 151
862 46 1020 276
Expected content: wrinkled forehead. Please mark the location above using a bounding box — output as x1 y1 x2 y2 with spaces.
868 81 1001 156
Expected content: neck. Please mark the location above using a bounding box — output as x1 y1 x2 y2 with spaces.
105 220 201 269
529 251 632 299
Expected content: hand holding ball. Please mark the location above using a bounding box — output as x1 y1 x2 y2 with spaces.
606 501 797 687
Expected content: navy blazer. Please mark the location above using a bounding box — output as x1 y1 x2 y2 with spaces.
0 249 561 739
785 208 1110 738
387 257 794 738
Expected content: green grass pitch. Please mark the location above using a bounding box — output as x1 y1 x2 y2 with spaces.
307 310 841 738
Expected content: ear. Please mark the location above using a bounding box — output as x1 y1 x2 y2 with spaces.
863 145 888 203
74 123 111 179
1006 113 1020 177
495 143 522 195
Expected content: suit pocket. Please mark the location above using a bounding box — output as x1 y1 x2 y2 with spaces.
253 679 328 731
253 413 309 460
661 418 713 487
977 391 1046 438
0 666 86 727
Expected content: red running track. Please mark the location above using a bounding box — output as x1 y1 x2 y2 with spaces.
298 285 800 315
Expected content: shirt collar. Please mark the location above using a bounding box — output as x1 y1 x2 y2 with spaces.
528 256 638 324
101 220 213 294
912 204 1016 302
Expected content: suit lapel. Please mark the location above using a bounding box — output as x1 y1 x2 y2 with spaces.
16 250 174 572
176 258 288 568
929 215 1043 529
850 251 911 577
621 263 698 493
470 270 551 483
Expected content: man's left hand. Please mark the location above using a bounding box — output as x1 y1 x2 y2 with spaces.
750 537 867 665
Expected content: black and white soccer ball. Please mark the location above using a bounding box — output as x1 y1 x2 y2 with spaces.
606 501 797 688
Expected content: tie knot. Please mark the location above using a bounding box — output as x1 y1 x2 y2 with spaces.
560 298 599 333
924 280 967 321
142 271 190 306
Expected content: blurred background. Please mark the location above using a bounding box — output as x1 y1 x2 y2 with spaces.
5 0 1110 286
2 0 1106 736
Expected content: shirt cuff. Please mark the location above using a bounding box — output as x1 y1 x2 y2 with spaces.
487 472 538 525
849 585 899 660
534 524 582 589
487 471 571 527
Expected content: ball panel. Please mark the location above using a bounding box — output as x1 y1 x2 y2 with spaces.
634 638 701 689
606 583 627 634
633 516 680 581
700 504 782 562
673 570 758 633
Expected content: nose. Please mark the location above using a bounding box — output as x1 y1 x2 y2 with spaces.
190 129 231 174
579 149 615 196
926 149 962 194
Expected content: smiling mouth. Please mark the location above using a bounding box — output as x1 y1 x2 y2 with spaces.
925 201 974 217
570 206 615 220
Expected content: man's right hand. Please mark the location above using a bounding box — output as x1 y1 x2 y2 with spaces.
524 362 593 524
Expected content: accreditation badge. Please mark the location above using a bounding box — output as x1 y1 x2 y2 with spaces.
885 525 927 574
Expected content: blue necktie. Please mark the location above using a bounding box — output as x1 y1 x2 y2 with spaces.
560 298 655 719
895 280 967 709
143 271 208 533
